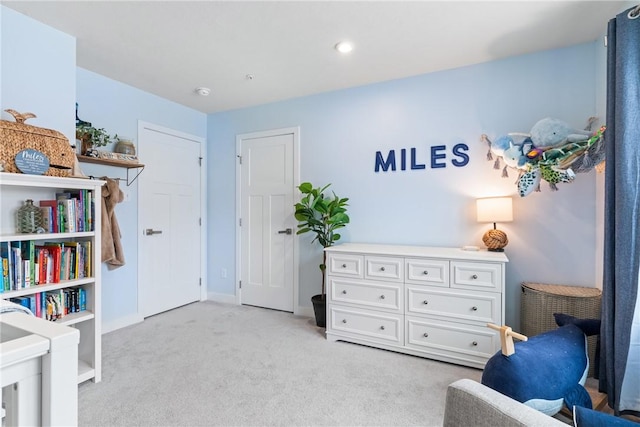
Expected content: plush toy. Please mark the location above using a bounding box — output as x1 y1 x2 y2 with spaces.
502 139 532 170
482 118 605 196
481 314 600 416
529 117 593 149
517 168 542 197
482 134 531 177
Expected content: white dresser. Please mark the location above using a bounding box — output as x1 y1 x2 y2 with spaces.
324 243 508 369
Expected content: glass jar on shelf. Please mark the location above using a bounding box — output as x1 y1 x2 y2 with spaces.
114 138 136 156
16 199 44 233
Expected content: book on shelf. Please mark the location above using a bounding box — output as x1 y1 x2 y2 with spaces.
79 287 86 311
10 242 22 289
35 291 42 318
39 205 53 233
38 200 59 233
42 244 62 284
22 240 35 287
1 242 10 292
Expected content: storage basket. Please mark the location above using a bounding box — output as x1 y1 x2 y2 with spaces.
0 109 74 177
521 282 601 377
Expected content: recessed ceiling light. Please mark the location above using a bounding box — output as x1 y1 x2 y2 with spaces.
335 41 354 54
195 87 211 96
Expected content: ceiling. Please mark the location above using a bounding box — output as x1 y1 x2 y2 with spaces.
3 1 626 114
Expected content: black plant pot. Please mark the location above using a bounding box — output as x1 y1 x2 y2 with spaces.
311 294 326 328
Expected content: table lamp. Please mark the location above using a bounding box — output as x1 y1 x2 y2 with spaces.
476 197 513 252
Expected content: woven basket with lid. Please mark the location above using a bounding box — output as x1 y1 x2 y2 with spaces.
521 282 601 377
0 109 74 177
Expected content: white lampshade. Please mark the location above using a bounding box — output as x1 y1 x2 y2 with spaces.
476 197 513 223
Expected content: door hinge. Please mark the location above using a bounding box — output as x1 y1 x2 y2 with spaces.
239 280 242 289
239 218 242 226
199 156 203 166
199 217 202 226
199 278 202 287
237 155 242 165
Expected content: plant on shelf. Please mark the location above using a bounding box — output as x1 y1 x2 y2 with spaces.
76 123 117 156
294 182 349 327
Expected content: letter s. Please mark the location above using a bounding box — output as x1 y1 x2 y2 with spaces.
451 143 469 167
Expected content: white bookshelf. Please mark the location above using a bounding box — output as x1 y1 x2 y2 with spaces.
0 172 104 383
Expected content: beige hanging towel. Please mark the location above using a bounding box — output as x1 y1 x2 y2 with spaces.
101 177 125 269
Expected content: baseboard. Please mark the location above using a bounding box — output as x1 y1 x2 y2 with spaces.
102 313 144 334
207 292 238 305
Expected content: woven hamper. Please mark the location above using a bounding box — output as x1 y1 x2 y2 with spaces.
521 282 601 377
0 109 74 177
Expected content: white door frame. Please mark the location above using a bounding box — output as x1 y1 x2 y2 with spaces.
235 127 301 314
137 120 208 316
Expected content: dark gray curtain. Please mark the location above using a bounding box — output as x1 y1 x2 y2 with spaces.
600 5 640 416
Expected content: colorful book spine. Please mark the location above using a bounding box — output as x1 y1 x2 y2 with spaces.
35 292 42 318
39 200 59 232
1 242 9 292
79 287 86 311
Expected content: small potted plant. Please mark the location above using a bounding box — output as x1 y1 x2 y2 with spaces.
76 123 117 156
294 182 349 327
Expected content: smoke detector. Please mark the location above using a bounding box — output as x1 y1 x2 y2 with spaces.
195 87 211 96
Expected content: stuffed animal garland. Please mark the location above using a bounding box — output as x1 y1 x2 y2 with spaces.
482 117 606 197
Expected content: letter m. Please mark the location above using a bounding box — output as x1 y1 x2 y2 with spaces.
375 150 396 172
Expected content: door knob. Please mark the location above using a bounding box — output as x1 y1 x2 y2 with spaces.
145 228 163 236
278 228 292 235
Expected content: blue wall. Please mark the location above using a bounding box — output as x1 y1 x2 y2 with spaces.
209 43 599 328
76 68 207 331
1 6 75 140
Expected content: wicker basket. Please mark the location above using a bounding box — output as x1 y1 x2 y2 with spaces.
0 109 74 177
521 282 601 377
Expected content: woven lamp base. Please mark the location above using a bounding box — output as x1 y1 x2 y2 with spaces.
482 229 508 252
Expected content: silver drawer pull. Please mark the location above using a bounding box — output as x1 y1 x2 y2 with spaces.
471 274 478 279
423 333 429 338
342 264 347 268
342 319 347 323
423 270 429 275
471 306 478 311
423 300 429 305
145 228 163 235
380 266 386 272
380 326 385 330
342 290 347 294
472 341 478 346
380 295 385 299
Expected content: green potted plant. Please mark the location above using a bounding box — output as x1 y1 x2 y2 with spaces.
76 123 117 155
294 182 349 327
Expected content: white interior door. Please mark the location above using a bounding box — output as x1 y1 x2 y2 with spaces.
237 128 299 312
138 122 204 317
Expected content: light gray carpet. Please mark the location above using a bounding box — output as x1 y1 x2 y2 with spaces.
79 301 481 426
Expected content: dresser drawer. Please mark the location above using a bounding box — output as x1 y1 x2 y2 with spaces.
405 316 498 358
365 256 403 282
329 306 403 345
329 278 403 313
406 286 501 324
327 253 363 278
450 261 502 292
405 258 449 287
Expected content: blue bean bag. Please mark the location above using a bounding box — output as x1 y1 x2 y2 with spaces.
481 315 597 416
